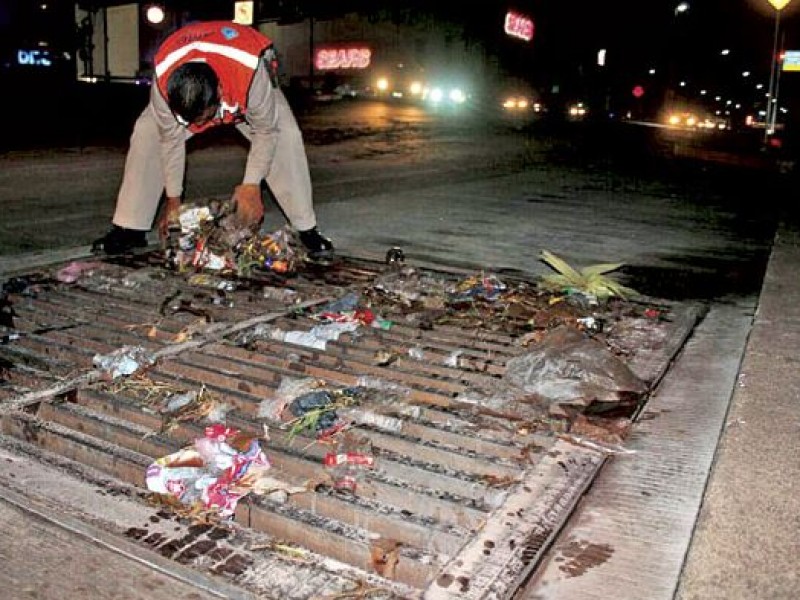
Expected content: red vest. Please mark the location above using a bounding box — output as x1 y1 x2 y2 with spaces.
154 22 271 133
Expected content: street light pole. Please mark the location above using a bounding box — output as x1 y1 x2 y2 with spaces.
765 0 792 141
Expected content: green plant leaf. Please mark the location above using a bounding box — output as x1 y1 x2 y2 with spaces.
540 250 584 285
540 249 638 300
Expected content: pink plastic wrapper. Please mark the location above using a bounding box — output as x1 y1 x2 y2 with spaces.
145 424 271 518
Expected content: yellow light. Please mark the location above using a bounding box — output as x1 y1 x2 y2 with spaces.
376 77 389 91
503 99 516 109
686 116 697 126
518 99 529 109
409 81 422 95
768 0 791 10
668 114 681 125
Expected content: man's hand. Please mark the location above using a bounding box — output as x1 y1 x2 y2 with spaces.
232 184 265 229
157 196 181 244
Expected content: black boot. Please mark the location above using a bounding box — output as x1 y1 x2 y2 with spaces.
92 225 148 255
298 227 334 265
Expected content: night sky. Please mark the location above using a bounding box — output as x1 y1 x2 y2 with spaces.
1 0 798 118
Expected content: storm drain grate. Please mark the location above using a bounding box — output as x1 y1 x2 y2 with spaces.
0 253 700 598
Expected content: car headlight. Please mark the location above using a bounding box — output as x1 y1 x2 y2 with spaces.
429 88 444 103
449 88 466 103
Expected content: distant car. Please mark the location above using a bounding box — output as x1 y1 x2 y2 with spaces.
665 111 728 131
502 95 544 114
567 102 588 121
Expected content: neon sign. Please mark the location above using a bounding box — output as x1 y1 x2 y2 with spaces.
17 49 52 66
504 11 534 42
314 47 371 70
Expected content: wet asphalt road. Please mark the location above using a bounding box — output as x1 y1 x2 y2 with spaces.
0 98 791 301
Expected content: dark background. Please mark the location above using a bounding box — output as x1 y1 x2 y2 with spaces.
1 0 799 150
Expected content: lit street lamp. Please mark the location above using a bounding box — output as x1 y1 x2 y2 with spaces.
765 0 792 139
675 2 690 14
146 5 165 25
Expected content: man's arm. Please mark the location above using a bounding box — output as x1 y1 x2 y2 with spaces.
149 83 186 199
242 60 279 185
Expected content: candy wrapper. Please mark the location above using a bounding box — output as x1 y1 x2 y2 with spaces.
145 424 271 518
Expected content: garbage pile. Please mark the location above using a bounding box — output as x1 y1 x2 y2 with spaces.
165 201 300 277
0 242 678 518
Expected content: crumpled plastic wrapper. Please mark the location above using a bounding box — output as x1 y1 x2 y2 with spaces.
145 424 295 518
503 325 647 404
92 346 155 379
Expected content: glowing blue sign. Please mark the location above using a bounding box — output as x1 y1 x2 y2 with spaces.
17 50 52 67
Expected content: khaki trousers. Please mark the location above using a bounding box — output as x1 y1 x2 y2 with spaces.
113 88 317 232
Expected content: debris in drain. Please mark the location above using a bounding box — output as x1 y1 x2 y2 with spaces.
323 431 375 493
448 273 508 304
285 386 362 440
369 538 401 578
146 424 302 519
103 377 230 432
164 201 301 276
92 346 156 379
452 324 647 429
55 260 104 284
503 326 646 405
385 246 405 265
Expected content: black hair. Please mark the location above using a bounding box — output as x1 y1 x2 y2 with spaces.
166 62 219 123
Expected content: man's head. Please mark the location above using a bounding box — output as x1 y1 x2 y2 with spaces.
166 62 220 126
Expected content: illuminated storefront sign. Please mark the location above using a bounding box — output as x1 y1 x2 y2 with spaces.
233 1 253 25
783 50 800 72
504 11 534 42
314 47 371 70
17 49 52 67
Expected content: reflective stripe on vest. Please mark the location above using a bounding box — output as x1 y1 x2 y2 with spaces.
155 41 260 79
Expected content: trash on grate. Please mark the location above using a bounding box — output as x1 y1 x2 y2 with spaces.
164 201 300 276
56 260 104 284
92 346 156 379
258 377 327 421
569 413 632 446
285 386 362 440
454 325 646 424
102 377 230 432
323 431 375 493
448 273 508 304
145 424 295 518
271 321 361 350
503 326 646 405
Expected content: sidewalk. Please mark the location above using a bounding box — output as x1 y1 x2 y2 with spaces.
677 220 800 599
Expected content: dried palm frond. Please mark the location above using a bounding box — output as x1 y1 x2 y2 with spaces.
539 250 638 300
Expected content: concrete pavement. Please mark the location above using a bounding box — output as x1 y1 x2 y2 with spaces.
676 220 800 599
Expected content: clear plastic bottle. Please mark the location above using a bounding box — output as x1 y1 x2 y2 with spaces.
323 432 375 492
